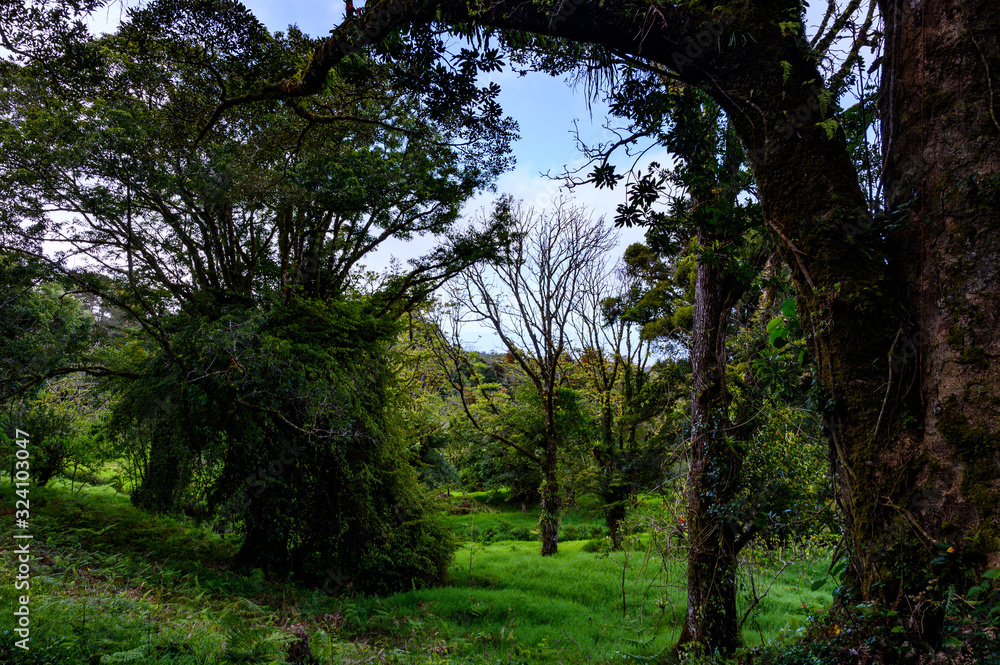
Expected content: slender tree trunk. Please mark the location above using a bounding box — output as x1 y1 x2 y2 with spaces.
539 372 563 556
677 230 744 654
597 390 629 550
605 499 628 550
539 445 561 556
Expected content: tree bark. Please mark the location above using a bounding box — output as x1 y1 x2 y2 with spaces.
539 453 561 556
539 387 562 556
677 229 746 654
132 425 185 513
234 496 292 572
845 0 1000 637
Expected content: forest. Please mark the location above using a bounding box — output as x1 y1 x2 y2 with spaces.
0 0 998 663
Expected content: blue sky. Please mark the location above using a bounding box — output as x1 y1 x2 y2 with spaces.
88 0 851 248
240 1 657 351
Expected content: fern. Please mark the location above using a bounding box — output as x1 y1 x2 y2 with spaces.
229 596 265 615
817 118 840 139
220 598 295 661
817 88 834 118
99 645 150 663
778 20 800 36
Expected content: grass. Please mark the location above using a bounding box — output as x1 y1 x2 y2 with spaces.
0 479 833 664
440 490 609 543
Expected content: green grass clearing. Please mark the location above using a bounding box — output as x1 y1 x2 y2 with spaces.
0 479 832 664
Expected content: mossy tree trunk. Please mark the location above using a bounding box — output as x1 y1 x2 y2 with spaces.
595 395 630 550
538 385 562 556
539 432 561 557
678 230 743 653
133 423 186 513
677 221 762 653
850 0 1000 637
233 493 292 572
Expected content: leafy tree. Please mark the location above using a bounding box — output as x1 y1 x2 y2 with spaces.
0 0 514 591
581 78 768 649
0 256 109 399
665 91 767 652
391 321 465 489
573 251 688 549
0 263 111 484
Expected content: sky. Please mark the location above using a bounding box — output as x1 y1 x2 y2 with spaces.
227 0 851 271
78 0 658 351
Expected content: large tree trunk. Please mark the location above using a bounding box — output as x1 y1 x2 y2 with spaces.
851 0 1000 637
234 495 291 572
725 0 1000 642
133 425 186 513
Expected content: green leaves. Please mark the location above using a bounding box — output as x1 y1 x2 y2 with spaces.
780 59 792 84
816 117 840 140
967 568 1000 600
766 315 787 349
780 297 797 319
766 298 800 350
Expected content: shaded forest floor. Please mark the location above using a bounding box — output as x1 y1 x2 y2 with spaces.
0 480 834 664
